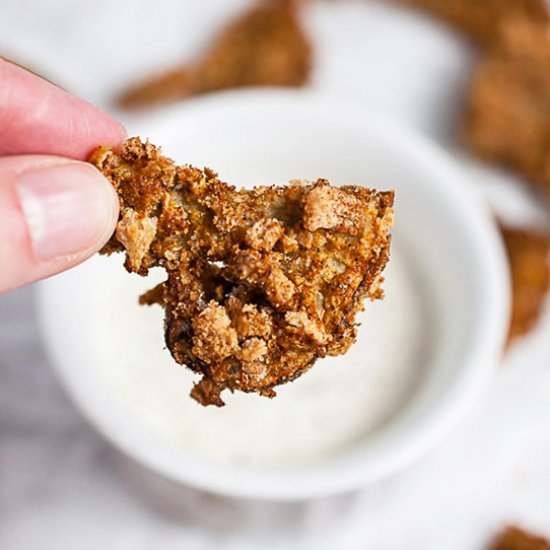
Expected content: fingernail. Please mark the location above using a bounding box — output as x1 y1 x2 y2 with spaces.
15 162 117 260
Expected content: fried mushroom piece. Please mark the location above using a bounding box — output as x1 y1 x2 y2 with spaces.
89 138 394 406
465 21 550 198
117 0 311 109
501 225 550 343
392 0 548 46
490 526 550 550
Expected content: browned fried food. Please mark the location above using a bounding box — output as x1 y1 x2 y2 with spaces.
393 0 548 46
490 526 550 550
501 225 550 343
118 0 311 109
392 1 550 197
89 138 394 406
465 21 550 197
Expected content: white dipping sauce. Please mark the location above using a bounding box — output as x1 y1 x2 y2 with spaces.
93 246 426 468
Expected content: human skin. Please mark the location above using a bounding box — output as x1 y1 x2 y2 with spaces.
0 58 126 293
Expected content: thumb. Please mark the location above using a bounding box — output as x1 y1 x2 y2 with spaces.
0 155 119 294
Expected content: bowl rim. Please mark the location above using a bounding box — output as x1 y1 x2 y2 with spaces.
37 89 511 501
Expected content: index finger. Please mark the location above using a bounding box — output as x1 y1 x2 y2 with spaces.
0 58 126 160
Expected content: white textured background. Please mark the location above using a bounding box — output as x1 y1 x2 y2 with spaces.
1 1 550 548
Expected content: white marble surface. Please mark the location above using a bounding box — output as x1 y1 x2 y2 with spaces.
1 1 550 548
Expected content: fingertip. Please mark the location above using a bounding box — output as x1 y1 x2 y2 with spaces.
0 59 128 159
15 162 119 261
90 111 128 154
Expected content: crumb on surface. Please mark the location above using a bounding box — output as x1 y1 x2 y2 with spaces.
192 301 239 363
244 218 284 251
285 310 328 344
303 185 365 233
115 209 158 272
236 337 268 362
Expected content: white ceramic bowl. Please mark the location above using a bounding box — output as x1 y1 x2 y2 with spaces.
37 90 510 500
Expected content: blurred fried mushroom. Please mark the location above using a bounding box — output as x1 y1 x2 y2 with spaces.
118 0 312 109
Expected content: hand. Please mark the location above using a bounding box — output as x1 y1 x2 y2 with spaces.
0 58 126 294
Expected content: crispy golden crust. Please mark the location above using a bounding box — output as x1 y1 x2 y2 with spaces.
118 0 311 109
501 225 550 343
465 21 550 197
393 0 548 46
490 526 550 550
90 138 394 406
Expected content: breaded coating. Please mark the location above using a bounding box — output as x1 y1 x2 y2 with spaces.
465 21 550 197
118 0 311 109
89 138 394 406
501 225 550 343
393 0 548 46
490 526 550 550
